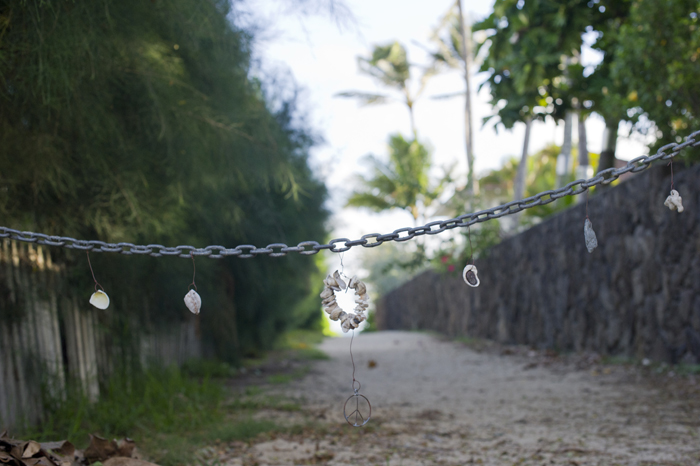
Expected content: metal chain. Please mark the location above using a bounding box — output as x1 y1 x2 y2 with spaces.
2 130 698 259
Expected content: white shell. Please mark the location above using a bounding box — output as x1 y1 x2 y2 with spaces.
323 275 336 288
354 294 369 304
329 307 344 320
324 302 339 315
333 271 347 290
89 290 110 309
664 189 684 213
320 288 333 299
184 289 202 315
584 218 598 253
462 264 480 287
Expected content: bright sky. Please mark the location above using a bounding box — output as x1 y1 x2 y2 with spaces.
241 0 652 333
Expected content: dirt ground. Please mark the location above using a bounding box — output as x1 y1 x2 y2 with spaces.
219 331 700 466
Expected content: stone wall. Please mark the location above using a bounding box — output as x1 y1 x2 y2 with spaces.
376 163 700 364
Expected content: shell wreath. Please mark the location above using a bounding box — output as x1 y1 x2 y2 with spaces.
321 271 368 333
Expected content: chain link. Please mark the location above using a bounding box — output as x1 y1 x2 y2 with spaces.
1 130 698 259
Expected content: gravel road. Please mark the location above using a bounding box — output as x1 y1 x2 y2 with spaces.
231 331 700 465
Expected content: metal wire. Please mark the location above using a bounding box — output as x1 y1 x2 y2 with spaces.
1 130 698 259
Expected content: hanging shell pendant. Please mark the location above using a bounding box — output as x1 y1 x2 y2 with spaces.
664 189 684 213
321 271 368 333
89 290 110 310
184 289 202 315
584 218 598 253
462 264 480 287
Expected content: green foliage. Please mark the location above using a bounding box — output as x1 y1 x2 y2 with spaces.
22 362 317 466
273 329 329 360
0 0 328 361
267 366 310 384
336 41 436 135
478 145 600 222
181 359 237 379
358 42 411 92
347 134 449 222
612 0 700 149
360 242 418 297
432 220 502 277
475 0 698 159
25 366 226 446
430 3 470 71
473 0 595 128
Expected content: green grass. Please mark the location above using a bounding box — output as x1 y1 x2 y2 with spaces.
228 394 301 412
273 328 330 362
275 329 326 349
141 418 278 466
673 363 700 376
600 355 635 366
599 356 700 376
25 366 225 444
18 364 294 466
267 366 310 384
181 359 237 378
15 330 333 466
294 347 330 361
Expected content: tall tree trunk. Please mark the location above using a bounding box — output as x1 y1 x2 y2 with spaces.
514 117 532 201
456 0 475 199
577 112 589 169
556 111 573 188
575 112 590 203
407 100 417 139
512 117 532 228
597 119 619 189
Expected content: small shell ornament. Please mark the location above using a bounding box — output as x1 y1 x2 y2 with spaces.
462 264 480 287
320 271 368 333
584 218 598 253
89 290 110 310
664 189 684 213
184 289 202 315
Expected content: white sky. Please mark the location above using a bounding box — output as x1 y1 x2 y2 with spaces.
242 0 653 333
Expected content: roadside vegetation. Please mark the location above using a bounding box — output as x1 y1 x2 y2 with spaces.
16 330 330 466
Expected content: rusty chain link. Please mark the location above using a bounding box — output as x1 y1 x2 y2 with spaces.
1 130 698 259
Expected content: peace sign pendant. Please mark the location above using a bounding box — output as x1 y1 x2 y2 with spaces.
343 382 371 427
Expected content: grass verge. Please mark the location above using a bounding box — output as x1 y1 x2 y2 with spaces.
16 329 331 466
17 364 295 466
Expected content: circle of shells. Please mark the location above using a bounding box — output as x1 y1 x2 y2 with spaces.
321 271 368 333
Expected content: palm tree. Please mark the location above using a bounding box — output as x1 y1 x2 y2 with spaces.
429 0 477 197
336 42 434 138
346 134 447 224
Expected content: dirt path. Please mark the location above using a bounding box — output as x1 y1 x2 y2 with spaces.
226 331 700 465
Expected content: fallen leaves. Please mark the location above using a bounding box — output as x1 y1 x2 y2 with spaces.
0 433 147 466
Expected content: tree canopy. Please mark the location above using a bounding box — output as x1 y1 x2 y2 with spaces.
346 134 443 223
0 0 328 361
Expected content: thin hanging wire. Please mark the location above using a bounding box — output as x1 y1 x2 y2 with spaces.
467 225 474 265
86 251 104 292
189 252 197 291
668 160 674 190
350 329 360 393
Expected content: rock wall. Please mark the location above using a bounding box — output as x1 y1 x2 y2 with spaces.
376 163 700 363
